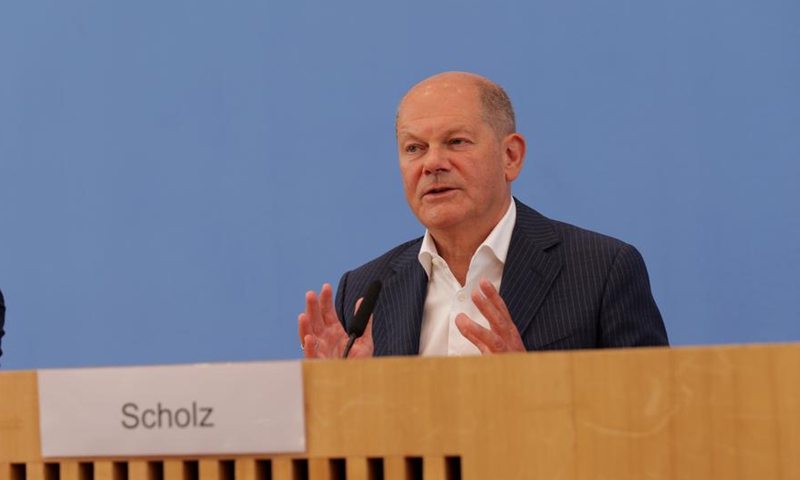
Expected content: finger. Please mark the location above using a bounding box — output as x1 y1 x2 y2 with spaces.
479 279 513 326
456 314 495 355
471 288 506 334
474 279 516 336
455 313 506 354
476 278 525 352
347 297 364 330
347 299 371 355
302 334 320 359
305 290 324 335
298 314 327 358
354 297 363 313
348 297 365 332
298 313 313 345
319 283 340 327
350 314 375 358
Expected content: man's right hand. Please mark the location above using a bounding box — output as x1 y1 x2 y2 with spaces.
298 283 374 359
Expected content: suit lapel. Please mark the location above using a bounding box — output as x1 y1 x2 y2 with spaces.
500 200 562 338
372 241 428 356
371 200 560 354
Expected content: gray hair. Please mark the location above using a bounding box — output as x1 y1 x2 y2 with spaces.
476 79 516 138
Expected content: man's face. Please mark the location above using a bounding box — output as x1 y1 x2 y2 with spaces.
396 80 521 236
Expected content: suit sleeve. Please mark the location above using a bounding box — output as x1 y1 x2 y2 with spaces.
599 243 669 347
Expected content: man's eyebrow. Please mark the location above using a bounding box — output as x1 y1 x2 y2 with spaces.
397 126 476 140
397 131 422 141
444 125 476 136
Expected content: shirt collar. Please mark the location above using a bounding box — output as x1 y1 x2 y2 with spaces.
418 198 517 278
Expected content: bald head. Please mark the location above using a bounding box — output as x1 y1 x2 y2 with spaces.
396 72 516 139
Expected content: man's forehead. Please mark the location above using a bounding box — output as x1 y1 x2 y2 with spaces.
405 71 485 96
398 88 481 124
397 119 478 139
401 81 478 109
411 78 474 97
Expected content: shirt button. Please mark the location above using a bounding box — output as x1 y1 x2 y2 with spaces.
457 291 466 302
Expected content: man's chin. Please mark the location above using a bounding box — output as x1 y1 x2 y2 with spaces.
418 211 465 233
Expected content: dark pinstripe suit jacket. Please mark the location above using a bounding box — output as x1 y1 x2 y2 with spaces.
334 199 668 356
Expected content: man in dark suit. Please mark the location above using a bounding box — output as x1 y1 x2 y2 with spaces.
298 72 668 358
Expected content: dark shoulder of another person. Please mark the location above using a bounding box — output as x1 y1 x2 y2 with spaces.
0 288 5 365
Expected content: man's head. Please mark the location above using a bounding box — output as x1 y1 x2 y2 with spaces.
396 73 516 140
395 72 525 238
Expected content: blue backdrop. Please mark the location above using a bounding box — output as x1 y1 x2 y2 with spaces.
1 0 798 369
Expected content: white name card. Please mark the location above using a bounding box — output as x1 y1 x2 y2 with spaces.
38 361 305 457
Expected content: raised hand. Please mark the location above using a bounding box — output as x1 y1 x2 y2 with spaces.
455 278 526 354
298 283 374 359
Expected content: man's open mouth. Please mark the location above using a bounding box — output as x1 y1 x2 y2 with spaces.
425 186 455 196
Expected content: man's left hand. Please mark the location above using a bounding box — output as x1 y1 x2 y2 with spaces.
455 278 526 354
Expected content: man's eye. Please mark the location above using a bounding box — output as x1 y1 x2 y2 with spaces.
449 138 468 146
406 145 420 153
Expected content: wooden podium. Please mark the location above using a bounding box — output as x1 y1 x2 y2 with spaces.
2 343 800 480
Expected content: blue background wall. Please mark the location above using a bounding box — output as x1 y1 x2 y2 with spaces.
1 0 798 369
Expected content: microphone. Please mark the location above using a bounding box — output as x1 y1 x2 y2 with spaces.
343 280 382 358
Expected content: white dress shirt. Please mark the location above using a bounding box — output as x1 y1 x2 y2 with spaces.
417 199 517 356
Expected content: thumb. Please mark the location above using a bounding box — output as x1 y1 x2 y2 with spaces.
354 297 363 314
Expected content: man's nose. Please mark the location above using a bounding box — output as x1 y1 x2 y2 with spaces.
422 145 451 174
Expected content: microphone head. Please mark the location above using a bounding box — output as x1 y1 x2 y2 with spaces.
347 280 382 338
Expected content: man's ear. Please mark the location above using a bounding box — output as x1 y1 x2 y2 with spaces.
503 133 526 182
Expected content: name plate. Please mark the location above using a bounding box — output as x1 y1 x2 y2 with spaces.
38 361 305 457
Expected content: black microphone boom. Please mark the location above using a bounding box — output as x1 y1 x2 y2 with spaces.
343 280 382 358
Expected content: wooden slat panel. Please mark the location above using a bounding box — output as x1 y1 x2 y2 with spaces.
734 347 782 479
422 457 445 480
233 459 255 480
774 346 800 479
344 458 368 480
381 457 406 480
268 459 291 480
304 352 574 479
127 461 148 480
0 372 40 462
24 464 44 480
307 459 329 480
3 344 800 479
198 461 218 480
92 462 113 480
163 461 183 480
60 462 79 480
572 347 671 480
